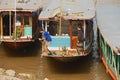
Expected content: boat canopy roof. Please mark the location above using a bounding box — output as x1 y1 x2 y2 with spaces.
96 6 120 54
39 0 95 20
0 0 41 12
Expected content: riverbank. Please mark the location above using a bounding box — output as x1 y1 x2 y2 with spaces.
0 68 36 80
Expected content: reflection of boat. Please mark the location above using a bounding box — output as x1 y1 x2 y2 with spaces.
97 6 120 80
39 0 95 62
0 0 41 49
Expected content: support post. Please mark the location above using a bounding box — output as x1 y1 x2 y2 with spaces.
15 0 16 40
83 20 86 50
70 20 72 48
9 11 11 37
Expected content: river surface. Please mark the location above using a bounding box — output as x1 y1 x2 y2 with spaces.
0 39 112 80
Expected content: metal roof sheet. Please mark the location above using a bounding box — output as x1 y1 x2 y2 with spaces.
39 0 95 20
96 6 120 54
0 0 41 11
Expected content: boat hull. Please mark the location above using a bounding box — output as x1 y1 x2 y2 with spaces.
44 55 83 62
42 42 93 62
101 56 117 80
3 41 34 50
2 38 34 50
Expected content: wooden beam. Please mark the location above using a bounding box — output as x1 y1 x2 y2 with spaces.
0 14 3 39
70 20 72 48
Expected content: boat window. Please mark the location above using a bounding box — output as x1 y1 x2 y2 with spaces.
85 20 93 46
48 21 70 36
2 13 10 36
48 21 59 36
16 14 22 26
61 21 70 36
24 16 29 25
72 20 83 36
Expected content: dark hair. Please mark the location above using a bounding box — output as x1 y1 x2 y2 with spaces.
39 28 44 31
77 26 82 29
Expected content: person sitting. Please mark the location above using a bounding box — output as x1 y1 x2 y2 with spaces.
77 26 84 55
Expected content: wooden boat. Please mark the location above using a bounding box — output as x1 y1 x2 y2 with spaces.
39 0 95 62
0 0 41 49
97 6 120 80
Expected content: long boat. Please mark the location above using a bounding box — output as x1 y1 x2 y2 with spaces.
97 6 120 80
0 0 41 49
39 0 95 62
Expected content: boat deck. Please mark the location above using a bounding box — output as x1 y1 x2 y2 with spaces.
96 6 120 54
0 36 34 42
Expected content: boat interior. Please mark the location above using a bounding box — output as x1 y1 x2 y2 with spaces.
0 11 34 41
42 19 93 56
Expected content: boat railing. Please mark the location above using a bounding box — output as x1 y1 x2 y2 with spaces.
98 27 120 80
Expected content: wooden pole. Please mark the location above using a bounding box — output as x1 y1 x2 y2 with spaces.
59 0 62 36
15 0 16 40
83 20 86 50
1 14 3 39
9 11 11 37
42 21 44 29
58 0 62 50
70 20 72 48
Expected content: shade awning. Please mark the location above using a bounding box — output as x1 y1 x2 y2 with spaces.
39 0 95 20
0 0 41 12
96 6 120 54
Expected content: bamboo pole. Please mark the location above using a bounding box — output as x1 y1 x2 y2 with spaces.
58 0 62 50
15 0 16 40
59 0 62 36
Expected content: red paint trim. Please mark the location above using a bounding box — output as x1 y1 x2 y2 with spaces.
101 56 117 80
3 37 32 40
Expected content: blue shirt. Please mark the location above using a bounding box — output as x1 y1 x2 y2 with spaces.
43 31 52 42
